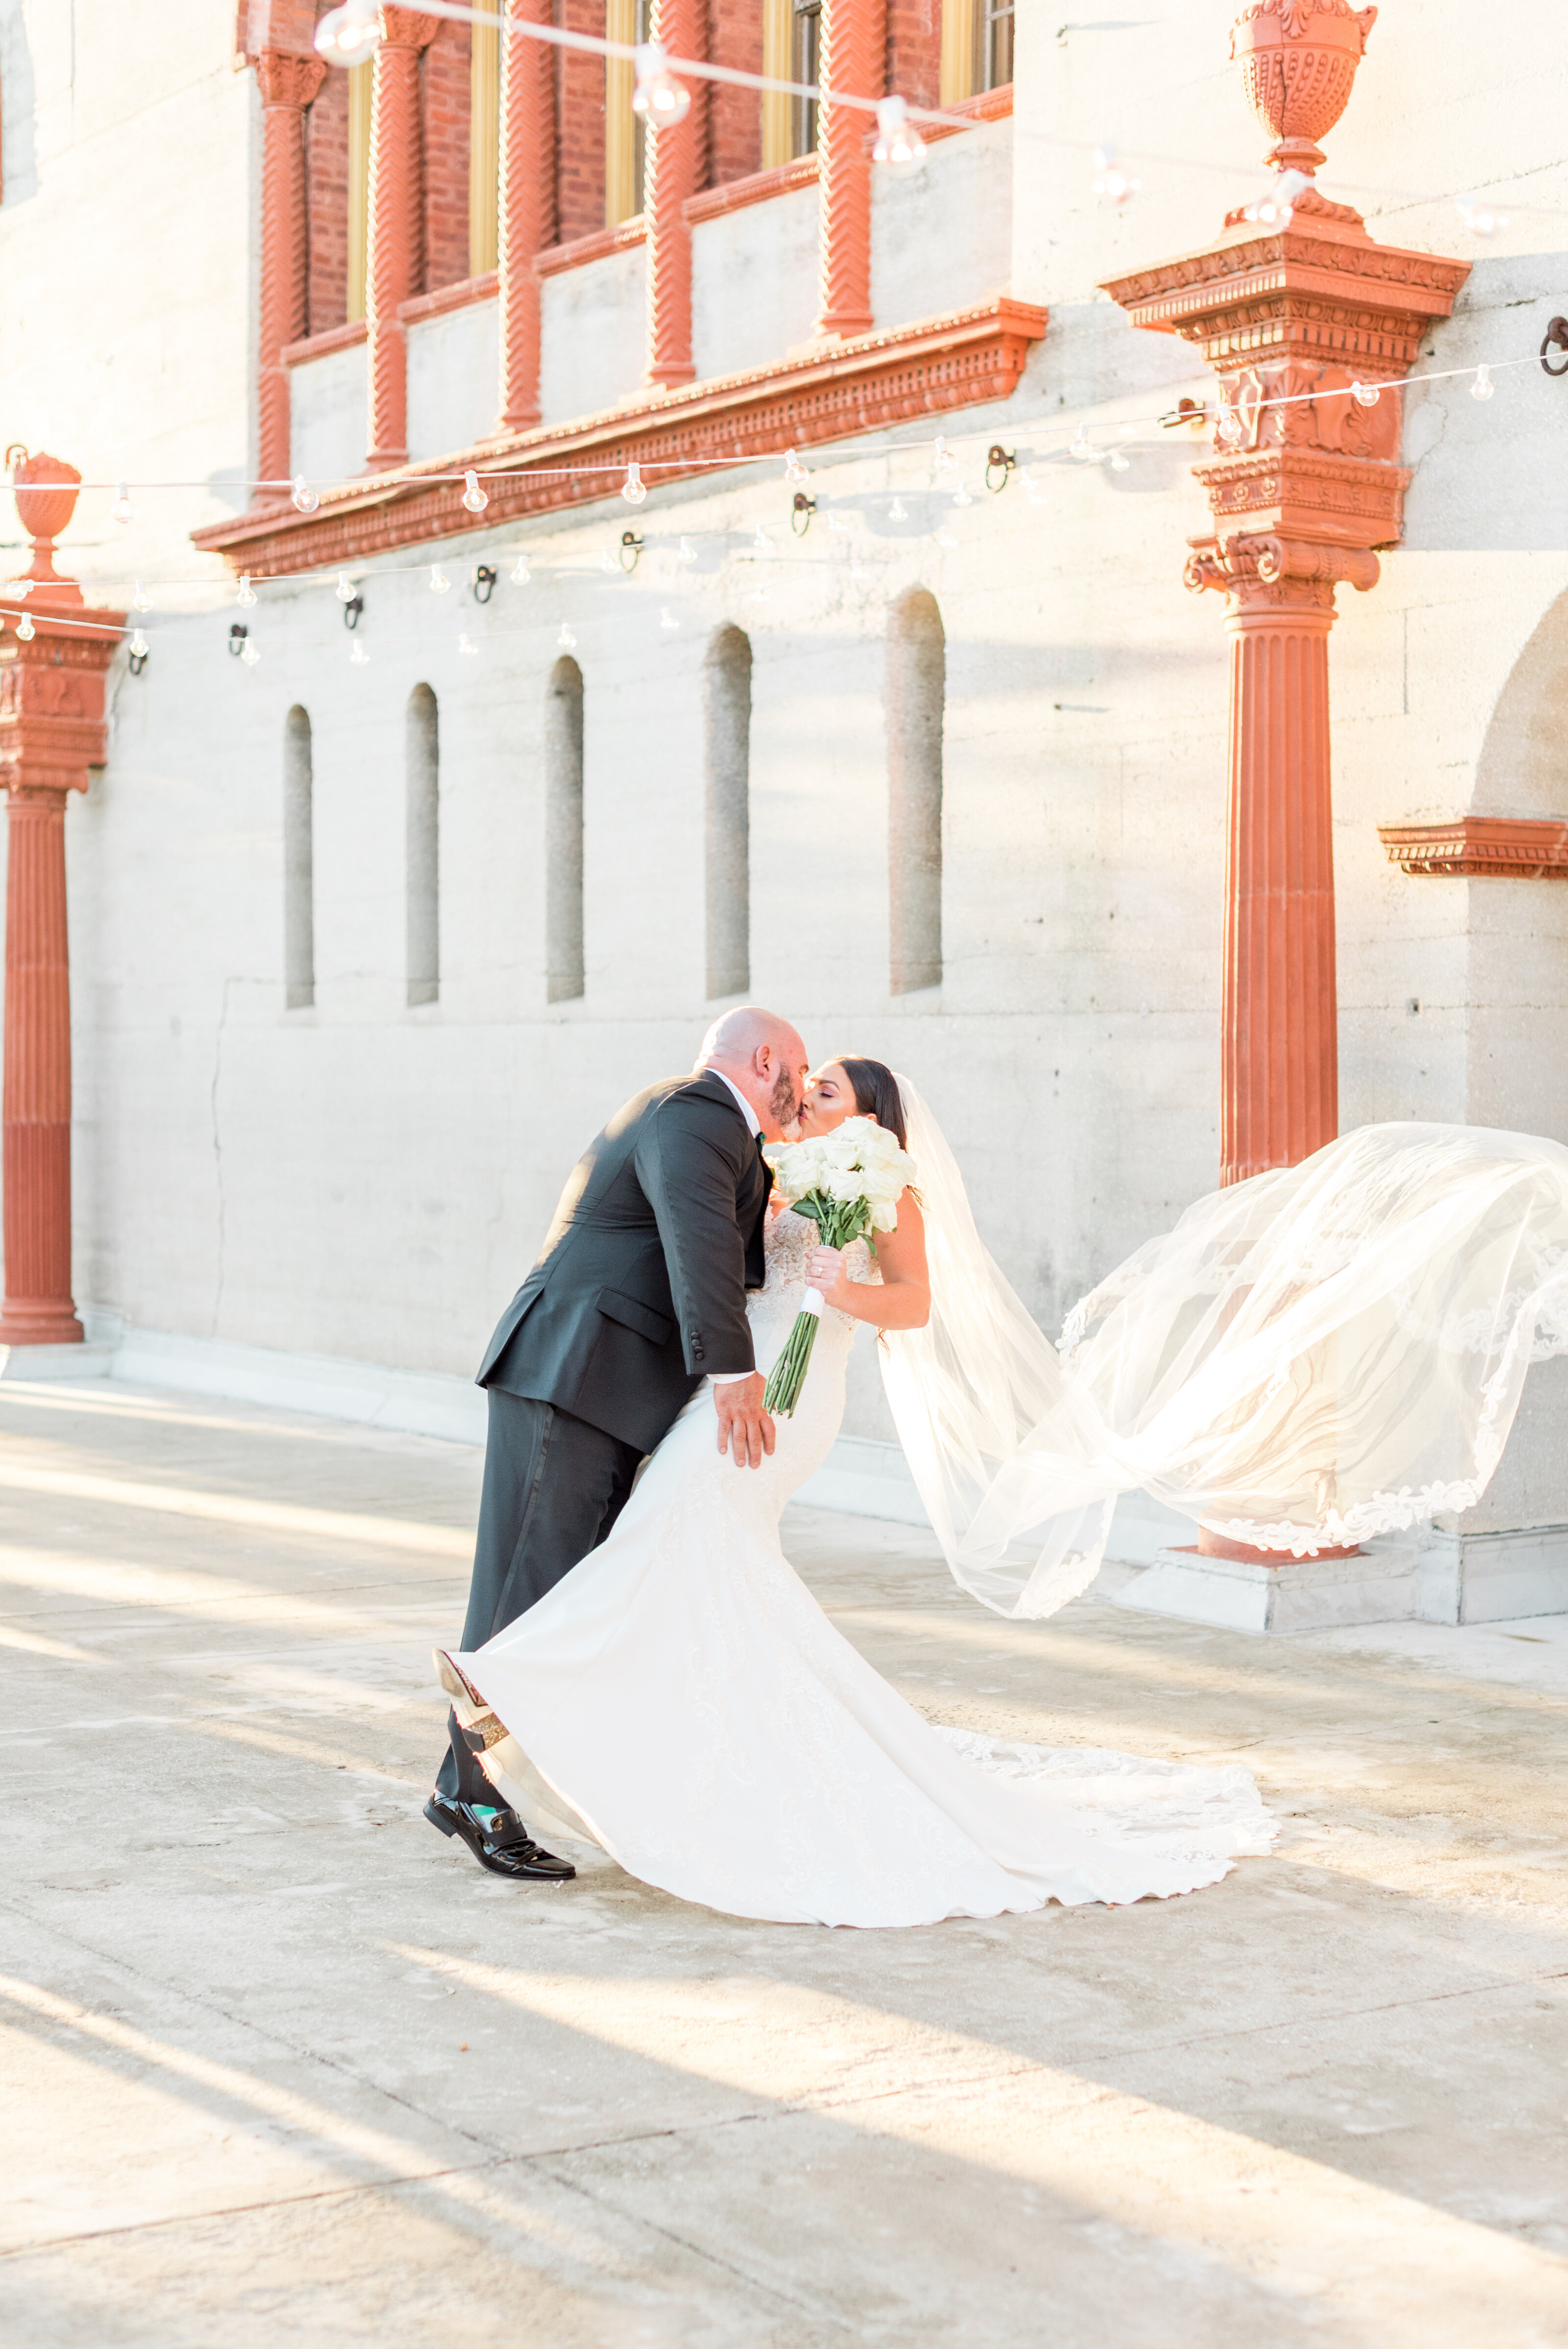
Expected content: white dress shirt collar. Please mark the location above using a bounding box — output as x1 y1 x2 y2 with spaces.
705 1066 762 1139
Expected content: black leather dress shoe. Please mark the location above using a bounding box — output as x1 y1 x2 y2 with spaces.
423 1791 576 1881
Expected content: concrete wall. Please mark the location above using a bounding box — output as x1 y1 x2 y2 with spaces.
5 0 1568 1507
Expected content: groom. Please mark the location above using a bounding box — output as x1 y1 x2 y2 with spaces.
425 1006 810 1879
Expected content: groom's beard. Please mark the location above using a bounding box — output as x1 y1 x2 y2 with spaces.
769 1070 802 1131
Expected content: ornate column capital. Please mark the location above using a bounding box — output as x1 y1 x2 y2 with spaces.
252 47 326 108
378 6 440 49
1184 529 1380 607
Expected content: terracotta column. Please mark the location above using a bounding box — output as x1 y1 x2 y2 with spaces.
496 0 554 432
0 455 121 1349
253 49 326 494
815 0 884 341
644 0 704 389
1102 0 1469 1185
366 7 439 470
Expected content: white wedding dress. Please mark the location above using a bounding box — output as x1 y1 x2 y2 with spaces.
456 1208 1275 1929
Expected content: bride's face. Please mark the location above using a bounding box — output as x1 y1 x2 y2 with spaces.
795 1061 866 1138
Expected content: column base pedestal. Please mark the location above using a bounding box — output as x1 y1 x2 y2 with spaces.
0 1339 114 1382
1116 1542 1421 1633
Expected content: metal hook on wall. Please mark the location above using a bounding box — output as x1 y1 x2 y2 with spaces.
472 564 498 604
618 530 643 573
1541 318 1568 377
342 593 364 629
985 445 1016 494
228 623 248 656
791 492 816 536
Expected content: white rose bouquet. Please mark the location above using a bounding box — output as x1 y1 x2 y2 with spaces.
760 1116 918 1416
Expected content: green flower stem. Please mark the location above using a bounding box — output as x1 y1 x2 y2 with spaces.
761 1194 877 1416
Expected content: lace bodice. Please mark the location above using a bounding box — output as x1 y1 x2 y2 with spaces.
758 1207 880 1333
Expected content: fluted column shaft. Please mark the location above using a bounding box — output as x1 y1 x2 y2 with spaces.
367 8 439 469
254 50 326 493
0 787 80 1344
1221 588 1339 1187
645 0 704 388
496 0 554 431
815 0 884 341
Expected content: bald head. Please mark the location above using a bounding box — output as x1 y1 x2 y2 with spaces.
695 1005 809 1141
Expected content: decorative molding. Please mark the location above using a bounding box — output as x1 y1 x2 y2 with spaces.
192 296 1047 574
536 216 646 277
816 0 883 341
686 155 819 225
925 82 1013 138
1378 818 1568 878
399 271 499 326
284 317 368 366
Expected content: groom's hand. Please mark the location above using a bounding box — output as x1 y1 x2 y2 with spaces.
715 1373 775 1469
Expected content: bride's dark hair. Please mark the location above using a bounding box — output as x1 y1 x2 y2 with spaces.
830 1056 908 1150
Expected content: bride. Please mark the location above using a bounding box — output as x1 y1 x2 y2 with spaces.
438 1056 1275 1929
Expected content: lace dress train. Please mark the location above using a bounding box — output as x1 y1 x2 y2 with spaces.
456 1211 1275 1928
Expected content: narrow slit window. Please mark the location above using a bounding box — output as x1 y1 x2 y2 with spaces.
705 627 753 1000
406 685 440 1008
887 591 945 995
546 656 585 1002
284 705 315 1010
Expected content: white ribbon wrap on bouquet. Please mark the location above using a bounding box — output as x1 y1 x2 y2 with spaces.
879 1088 1568 1622
800 1286 825 1317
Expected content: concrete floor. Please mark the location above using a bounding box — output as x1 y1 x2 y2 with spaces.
2 1380 1567 2347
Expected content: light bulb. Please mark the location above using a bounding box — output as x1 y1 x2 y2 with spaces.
1244 168 1311 228
1070 424 1102 463
660 606 680 631
349 640 370 666
601 547 620 573
826 513 848 536
1470 364 1495 400
1457 193 1508 238
241 637 261 667
429 564 450 593
335 572 357 602
461 470 489 514
621 461 648 506
677 535 698 564
110 482 136 525
314 0 382 63
783 448 809 487
871 96 926 175
631 42 691 127
952 482 973 507
931 434 957 473
935 527 958 547
752 527 774 556
888 496 908 520
850 559 871 582
237 574 257 607
751 587 768 604
459 632 479 656
3 579 31 598
131 580 151 612
1108 447 1130 472
291 475 319 513
511 554 531 585
128 627 149 659
15 613 35 641
1350 379 1380 407
1216 403 1245 447
1092 144 1138 205
557 621 577 650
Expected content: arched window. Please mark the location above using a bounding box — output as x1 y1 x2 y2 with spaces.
705 625 752 1000
887 590 945 995
406 685 440 1007
546 656 585 1001
283 706 314 1010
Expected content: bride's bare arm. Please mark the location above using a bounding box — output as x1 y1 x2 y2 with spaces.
805 1193 930 1331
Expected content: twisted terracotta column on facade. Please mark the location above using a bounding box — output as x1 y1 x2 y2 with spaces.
496 0 554 432
254 49 326 493
1102 0 1469 1187
0 455 121 1348
815 0 884 341
645 0 704 388
367 7 439 469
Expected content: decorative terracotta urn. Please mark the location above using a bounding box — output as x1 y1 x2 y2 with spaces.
4 448 84 603
1230 0 1377 175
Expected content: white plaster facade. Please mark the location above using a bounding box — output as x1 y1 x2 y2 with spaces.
1 0 1567 1613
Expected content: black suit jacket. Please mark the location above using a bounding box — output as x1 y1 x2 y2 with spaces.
477 1072 772 1453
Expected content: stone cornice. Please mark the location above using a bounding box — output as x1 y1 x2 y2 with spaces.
0 607 125 794
192 297 1047 575
1378 818 1568 878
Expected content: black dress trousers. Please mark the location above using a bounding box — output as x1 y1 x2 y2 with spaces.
437 1388 642 1805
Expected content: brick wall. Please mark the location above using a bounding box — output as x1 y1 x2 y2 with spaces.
557 0 608 243
706 0 761 188
306 65 349 332
421 17 471 292
887 0 939 110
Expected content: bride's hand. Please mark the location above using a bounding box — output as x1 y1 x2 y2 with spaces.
806 1245 853 1310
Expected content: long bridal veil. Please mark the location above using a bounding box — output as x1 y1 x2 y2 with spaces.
881 1085 1568 1621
